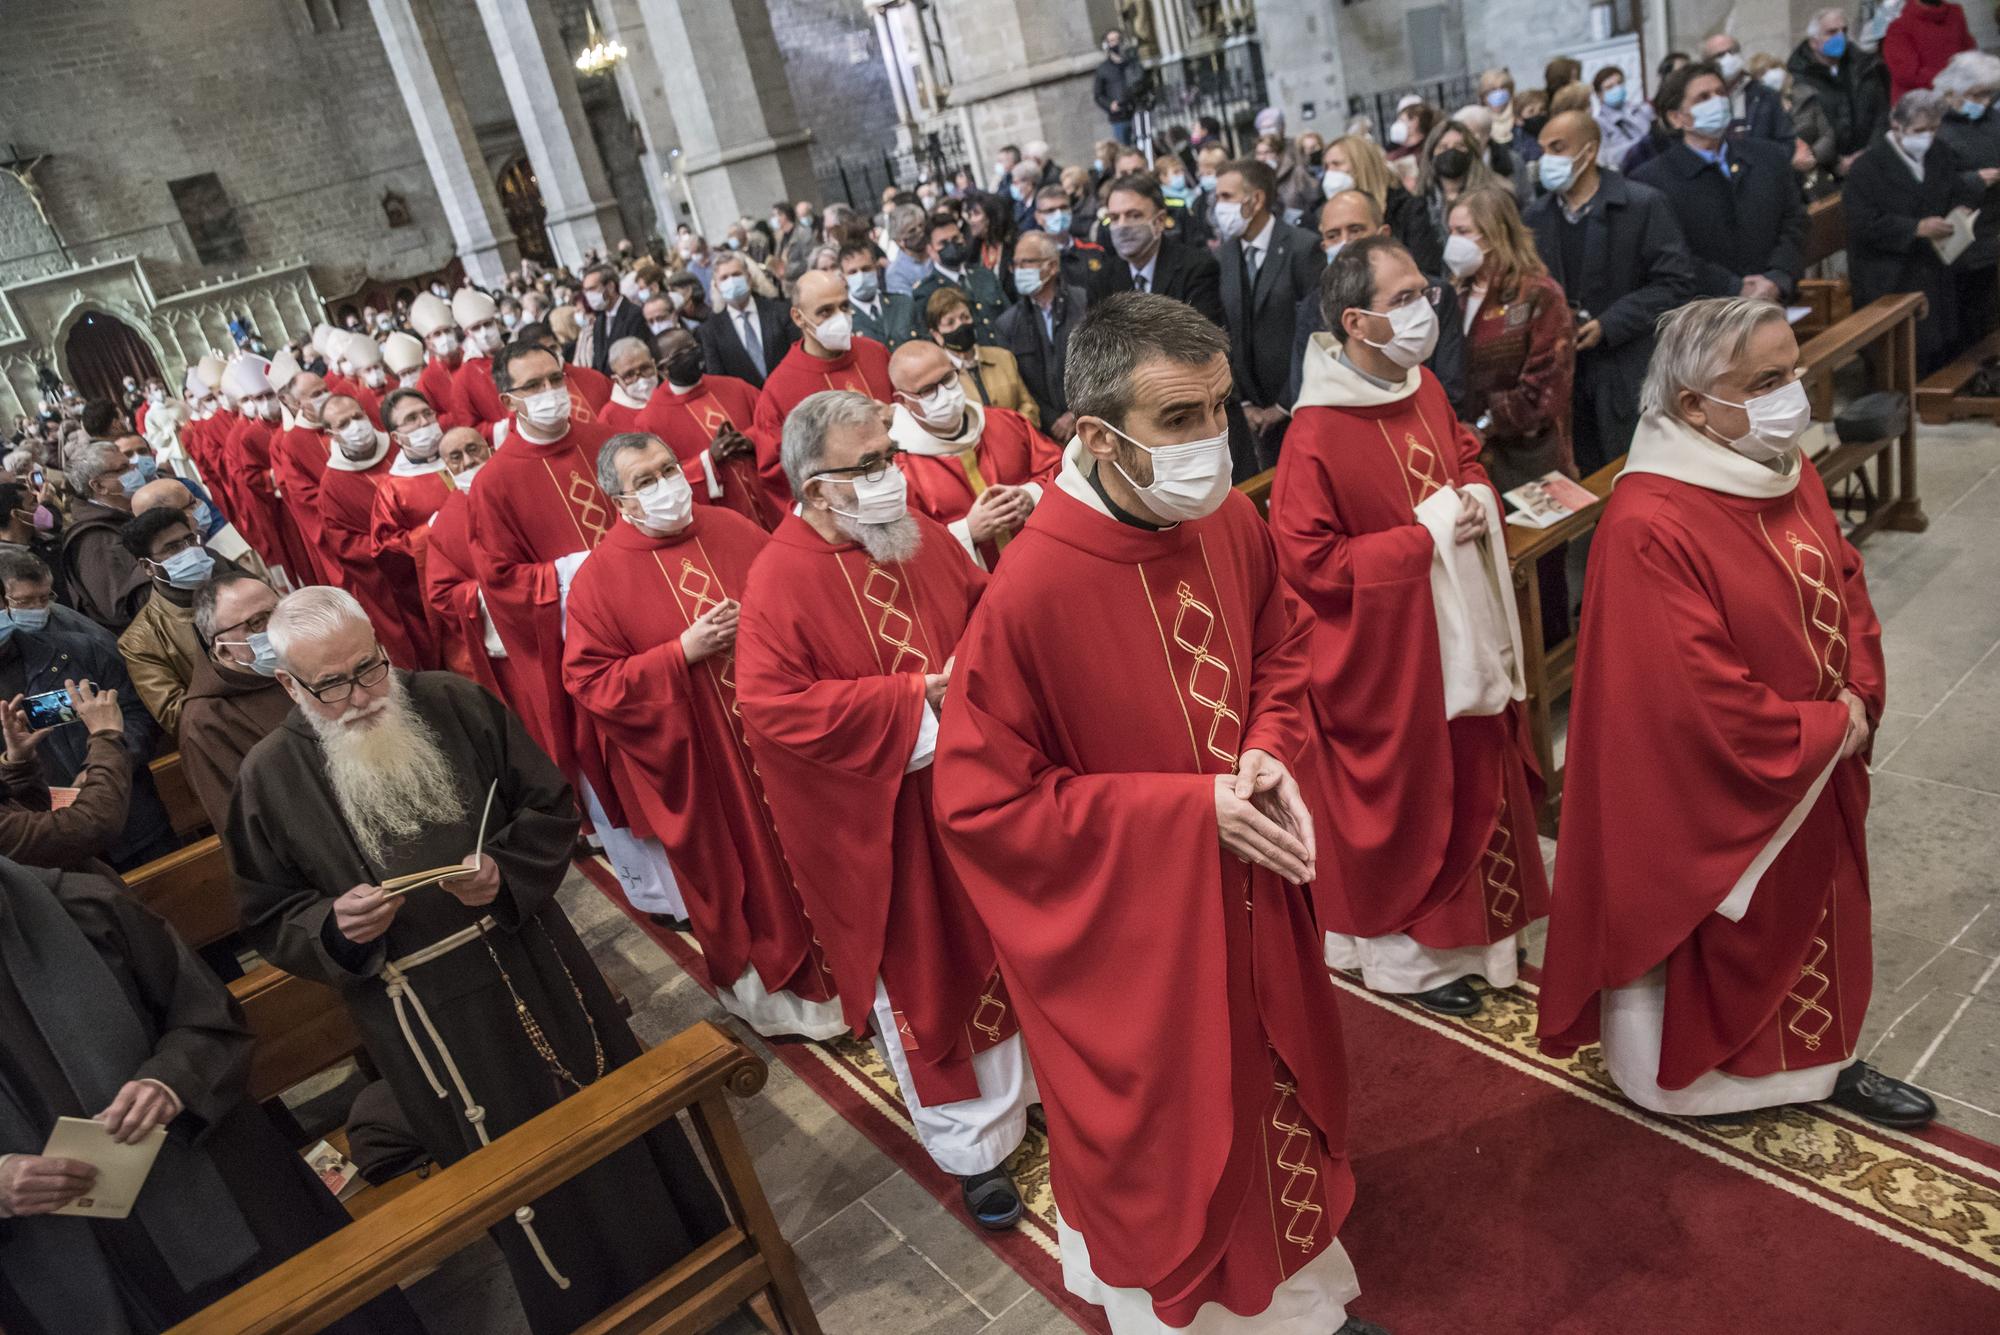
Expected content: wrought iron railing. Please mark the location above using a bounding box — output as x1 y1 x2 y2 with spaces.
816 124 973 210
1139 40 1268 154
1346 74 1483 139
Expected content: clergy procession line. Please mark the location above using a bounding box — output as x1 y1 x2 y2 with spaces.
0 254 1941 1334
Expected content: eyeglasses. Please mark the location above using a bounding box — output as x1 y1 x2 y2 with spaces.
295 652 391 704
4 592 53 611
809 447 902 483
214 609 273 638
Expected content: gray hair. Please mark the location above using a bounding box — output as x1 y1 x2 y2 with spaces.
61 438 122 495
1934 49 2000 98
1638 296 1789 419
1805 7 1845 39
1063 292 1228 430
606 336 652 369
780 390 885 498
596 430 664 497
266 585 373 673
888 202 927 242
1891 88 1948 130
193 570 271 640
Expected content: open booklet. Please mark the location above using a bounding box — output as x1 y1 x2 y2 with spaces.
1502 470 1600 529
43 1116 167 1219
380 779 500 898
1933 205 1980 266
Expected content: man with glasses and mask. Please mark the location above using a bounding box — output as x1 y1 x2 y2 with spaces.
933 292 1386 1335
563 432 845 1033
54 439 150 633
996 230 1090 440
178 571 292 831
751 270 894 501
599 336 660 430
1274 235 1549 1020
116 506 236 736
735 390 1035 1234
368 389 454 600
423 427 531 709
1084 174 1224 325
316 394 435 669
635 329 780 531
224 586 727 1335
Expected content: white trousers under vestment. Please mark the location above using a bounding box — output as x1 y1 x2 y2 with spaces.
1325 930 1520 994
1600 966 1848 1116
718 964 849 1040
1057 1213 1360 1335
869 980 1036 1177
581 779 687 919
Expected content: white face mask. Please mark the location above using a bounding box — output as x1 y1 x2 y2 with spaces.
908 378 967 430
1212 199 1248 243
451 460 485 490
362 366 387 388
583 288 608 312
336 418 378 455
1443 233 1486 279
1700 377 1811 462
430 331 460 357
401 421 443 459
623 375 659 402
1099 418 1234 522
1899 130 1935 159
812 311 854 353
1357 296 1440 369
630 472 694 531
516 386 572 432
1389 118 1412 147
821 462 908 524
475 325 504 354
1320 168 1356 200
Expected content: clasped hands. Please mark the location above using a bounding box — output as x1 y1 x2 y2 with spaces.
1214 748 1316 884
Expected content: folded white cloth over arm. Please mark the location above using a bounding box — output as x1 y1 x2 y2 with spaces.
1413 484 1526 720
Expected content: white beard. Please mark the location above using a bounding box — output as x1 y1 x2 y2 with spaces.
305 676 467 864
836 513 922 564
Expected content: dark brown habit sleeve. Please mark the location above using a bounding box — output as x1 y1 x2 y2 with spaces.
0 732 133 870
72 528 152 631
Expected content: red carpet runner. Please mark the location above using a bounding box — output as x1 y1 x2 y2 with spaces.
577 859 2000 1334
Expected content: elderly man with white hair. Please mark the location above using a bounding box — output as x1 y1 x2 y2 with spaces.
1934 48 2000 340
224 586 727 1335
598 335 659 430
1787 9 1890 176
53 438 149 631
1538 296 1933 1131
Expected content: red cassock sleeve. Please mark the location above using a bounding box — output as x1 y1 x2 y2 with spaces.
748 383 795 505
1266 412 1455 935
1536 506 1853 1056
1840 529 1887 726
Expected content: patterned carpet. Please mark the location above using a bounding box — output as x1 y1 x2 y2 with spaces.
577 858 2000 1333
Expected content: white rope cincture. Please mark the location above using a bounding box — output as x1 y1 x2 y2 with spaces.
382 918 572 1289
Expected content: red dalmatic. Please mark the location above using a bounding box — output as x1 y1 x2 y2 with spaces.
1269 370 1548 948
272 425 338 585
564 510 835 1003
1538 461 1882 1087
935 482 1353 1323
635 375 783 530
899 405 1062 568
735 512 1012 1104
425 488 543 734
749 339 893 503
317 455 437 668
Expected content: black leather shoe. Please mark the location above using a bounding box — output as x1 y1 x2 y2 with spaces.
959 1167 1024 1230
1407 978 1482 1016
1337 1319 1391 1335
1828 1061 1936 1128
646 913 691 932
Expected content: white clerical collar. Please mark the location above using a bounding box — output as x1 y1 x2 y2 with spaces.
325 430 391 472
610 381 650 411
889 401 985 456
390 451 447 478
1619 414 1802 499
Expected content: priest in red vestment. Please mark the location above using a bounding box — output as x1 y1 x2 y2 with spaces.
735 389 1034 1230
217 358 294 576
270 363 340 586
886 340 1060 569
370 387 453 604
1537 297 1933 1128
564 431 845 1039
409 293 469 430
423 428 540 724
330 330 386 425
935 294 1382 1335
448 287 513 436
1270 237 1548 1018
314 395 435 668
599 336 657 430
382 330 428 392
749 271 893 502
465 339 683 918
636 331 782 530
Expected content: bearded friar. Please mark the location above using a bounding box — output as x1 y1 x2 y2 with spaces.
223 587 725 1335
735 390 1036 1232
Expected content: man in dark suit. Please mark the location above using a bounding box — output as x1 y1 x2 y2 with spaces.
575 263 650 374
696 252 796 389
1214 159 1325 466
1701 31 1798 145
840 240 920 349
994 229 1088 440
1634 62 1810 303
1085 172 1224 326
1528 110 1696 474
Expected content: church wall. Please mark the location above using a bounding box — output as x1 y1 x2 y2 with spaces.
765 0 902 182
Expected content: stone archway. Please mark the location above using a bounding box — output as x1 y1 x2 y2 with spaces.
62 308 162 404
496 155 554 266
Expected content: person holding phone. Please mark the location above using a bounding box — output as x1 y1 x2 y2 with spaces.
0 677 129 872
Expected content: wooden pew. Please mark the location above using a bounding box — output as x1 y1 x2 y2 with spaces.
1793 194 1852 339
1915 326 2000 424
1237 467 1276 517
172 1020 822 1335
127 834 240 950
150 750 212 839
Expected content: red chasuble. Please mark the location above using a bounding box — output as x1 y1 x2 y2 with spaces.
454 358 609 440
426 488 542 734
634 375 784 531
1269 368 1548 949
324 373 383 426
1537 458 1882 1088
419 358 465 430
272 425 338 585
749 338 894 503
180 414 222 486
599 395 645 431
317 454 436 669
564 510 836 1003
465 418 626 824
935 481 1353 1321
370 467 450 575
214 414 275 563
899 405 1063 569
735 512 1013 1105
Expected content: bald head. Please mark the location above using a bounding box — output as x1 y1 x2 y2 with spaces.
1538 110 1602 194
889 339 955 394
794 269 846 314
132 477 195 517
1542 109 1601 154
793 269 853 356
1319 190 1387 255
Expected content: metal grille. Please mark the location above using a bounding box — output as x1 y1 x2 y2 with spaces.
815 124 973 210
1140 40 1269 155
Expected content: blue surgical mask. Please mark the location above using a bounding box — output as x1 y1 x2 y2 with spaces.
244 631 279 677
1963 100 1989 121
118 465 148 496
8 607 49 633
1198 173 1218 193
845 270 880 304
190 500 214 534
155 545 215 589
1603 84 1628 108
131 454 158 483
1822 31 1848 60
718 274 751 304
1690 94 1733 138
1042 208 1072 234
1485 88 1511 110
1012 266 1046 297
1538 152 1576 193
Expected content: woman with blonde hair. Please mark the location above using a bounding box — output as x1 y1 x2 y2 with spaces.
1323 133 1442 274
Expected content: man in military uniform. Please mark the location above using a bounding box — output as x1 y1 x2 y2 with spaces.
912 212 1008 346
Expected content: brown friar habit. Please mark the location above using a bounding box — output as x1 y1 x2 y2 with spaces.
0 860 422 1335
224 671 726 1334
176 657 297 834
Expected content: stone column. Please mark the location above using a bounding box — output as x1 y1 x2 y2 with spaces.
469 0 628 267
600 0 686 237
367 0 521 287
928 0 1120 171
1257 1 1349 138
632 0 819 231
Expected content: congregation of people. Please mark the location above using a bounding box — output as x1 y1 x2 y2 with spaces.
2 4 1986 1334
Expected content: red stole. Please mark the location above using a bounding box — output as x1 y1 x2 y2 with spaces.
735 513 1010 1103
749 338 893 503
635 376 783 530
563 511 834 1001
1270 370 1548 946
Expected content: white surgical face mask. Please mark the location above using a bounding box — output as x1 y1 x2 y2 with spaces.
516 386 572 432
1389 118 1412 147
336 418 378 454
909 378 967 430
451 460 485 490
1716 51 1745 84
1099 418 1234 522
362 366 387 388
1320 168 1356 200
431 331 460 356
1899 130 1936 159
1700 377 1811 462
584 288 608 312
631 472 695 531
821 462 908 524
812 311 854 353
1358 296 1440 369
401 421 443 459
1212 198 1248 242
1443 233 1486 279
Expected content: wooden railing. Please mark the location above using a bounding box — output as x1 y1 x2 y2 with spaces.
150 749 211 839
170 1021 820 1335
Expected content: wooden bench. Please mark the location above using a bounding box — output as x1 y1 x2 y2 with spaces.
1793 194 1852 339
1237 467 1275 517
1915 326 2000 424
150 750 212 839
127 834 240 950
171 1020 822 1335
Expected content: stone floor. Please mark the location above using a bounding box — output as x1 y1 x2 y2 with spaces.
405 419 2000 1334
